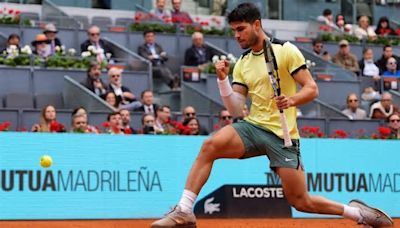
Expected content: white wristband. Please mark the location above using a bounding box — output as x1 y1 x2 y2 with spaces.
217 77 233 97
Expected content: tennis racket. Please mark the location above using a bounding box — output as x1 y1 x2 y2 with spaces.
263 39 292 148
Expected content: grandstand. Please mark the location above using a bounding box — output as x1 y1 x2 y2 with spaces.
0 0 399 227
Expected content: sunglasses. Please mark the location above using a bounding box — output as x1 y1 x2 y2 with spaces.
111 74 120 78
145 120 154 124
75 121 87 125
390 119 400 123
221 116 232 120
348 99 358 102
388 61 397 65
185 112 196 117
90 33 100 36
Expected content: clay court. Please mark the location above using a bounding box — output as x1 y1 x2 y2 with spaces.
1 219 399 228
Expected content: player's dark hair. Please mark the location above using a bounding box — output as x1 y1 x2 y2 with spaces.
227 2 261 24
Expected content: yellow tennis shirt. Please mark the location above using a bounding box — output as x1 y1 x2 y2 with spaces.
232 39 306 139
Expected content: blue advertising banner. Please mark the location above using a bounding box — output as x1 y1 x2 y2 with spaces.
0 133 398 220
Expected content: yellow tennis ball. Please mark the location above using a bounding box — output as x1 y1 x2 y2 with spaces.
40 155 53 168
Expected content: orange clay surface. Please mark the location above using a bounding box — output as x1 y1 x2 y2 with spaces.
0 219 399 228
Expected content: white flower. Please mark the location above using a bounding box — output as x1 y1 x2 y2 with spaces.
96 48 104 54
311 62 316 67
81 51 91 58
20 45 32 55
220 55 227 60
55 46 61 52
68 48 76 56
229 57 237 64
227 53 234 60
212 55 219 63
87 45 95 52
106 53 112 59
61 45 65 51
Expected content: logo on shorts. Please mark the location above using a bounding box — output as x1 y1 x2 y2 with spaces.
284 158 294 162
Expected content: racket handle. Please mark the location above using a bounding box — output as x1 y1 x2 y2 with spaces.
279 111 292 148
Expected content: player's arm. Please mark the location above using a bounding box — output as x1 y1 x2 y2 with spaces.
215 60 247 118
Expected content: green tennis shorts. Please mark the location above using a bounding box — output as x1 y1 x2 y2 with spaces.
232 120 303 171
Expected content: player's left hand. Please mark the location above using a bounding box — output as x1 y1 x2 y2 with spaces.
275 95 294 110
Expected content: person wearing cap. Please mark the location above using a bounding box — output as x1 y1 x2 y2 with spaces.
332 39 359 75
31 34 51 59
43 23 62 55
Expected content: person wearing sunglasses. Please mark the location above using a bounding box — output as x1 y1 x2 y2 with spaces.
213 108 233 132
387 113 400 139
80 25 114 60
181 105 209 135
383 57 400 77
341 93 367 120
107 67 139 107
376 45 400 74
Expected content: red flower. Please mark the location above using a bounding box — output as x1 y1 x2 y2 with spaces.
49 121 65 133
124 128 133 135
102 122 110 129
332 130 349 138
200 21 209 26
8 9 13 14
0 122 11 131
16 127 27 132
378 127 391 136
15 10 20 15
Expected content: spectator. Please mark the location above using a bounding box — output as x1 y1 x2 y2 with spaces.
106 111 123 134
213 108 233 131
71 106 98 133
31 105 65 132
341 93 367 120
138 30 178 89
107 67 138 106
322 51 332 62
354 15 377 40
182 117 201 135
128 89 158 114
1 33 21 55
335 14 352 34
376 45 400 74
181 105 209 135
120 109 136 134
141 113 157 134
369 92 399 119
80 25 114 62
70 113 89 133
150 0 171 21
316 8 337 30
31 34 51 59
171 0 193 24
359 47 380 79
155 105 176 134
81 61 107 97
383 57 400 77
104 91 119 109
387 113 400 139
211 0 227 16
332 40 360 75
311 39 324 56
375 16 396 37
184 32 218 70
43 23 62 55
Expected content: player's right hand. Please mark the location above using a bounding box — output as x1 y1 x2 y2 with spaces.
215 60 230 80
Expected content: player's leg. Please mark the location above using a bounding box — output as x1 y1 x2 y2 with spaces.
151 125 246 228
276 167 394 227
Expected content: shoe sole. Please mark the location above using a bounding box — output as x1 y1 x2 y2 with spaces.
349 199 394 226
151 224 196 228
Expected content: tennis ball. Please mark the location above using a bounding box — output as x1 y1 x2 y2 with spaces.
40 155 53 168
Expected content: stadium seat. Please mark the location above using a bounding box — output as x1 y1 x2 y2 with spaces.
5 93 34 109
115 17 133 27
35 93 64 109
91 16 112 30
73 15 90 29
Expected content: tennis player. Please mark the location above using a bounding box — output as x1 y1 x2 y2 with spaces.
151 3 393 227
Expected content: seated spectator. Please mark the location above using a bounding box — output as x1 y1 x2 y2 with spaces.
359 47 380 79
138 30 179 89
211 0 227 16
213 108 233 131
387 113 400 139
184 32 218 70
181 105 209 135
120 109 136 134
382 57 400 90
107 67 138 106
106 111 124 134
332 40 360 75
80 25 114 63
322 51 332 62
375 16 396 37
124 89 158 113
317 8 337 30
341 93 367 120
149 0 171 21
171 0 193 24
376 45 400 74
354 15 377 40
155 105 177 134
1 33 21 55
311 39 324 56
335 14 353 34
104 91 119 109
369 92 399 119
31 105 65 132
31 34 51 59
70 113 89 133
43 23 62 55
71 106 98 133
182 117 201 135
140 113 157 134
81 61 107 97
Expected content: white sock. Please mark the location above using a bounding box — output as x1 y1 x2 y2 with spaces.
178 189 197 214
343 204 362 222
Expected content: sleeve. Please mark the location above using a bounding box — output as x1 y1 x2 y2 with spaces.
232 56 245 86
284 42 307 76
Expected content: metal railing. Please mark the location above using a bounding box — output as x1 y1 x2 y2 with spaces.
42 0 81 29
